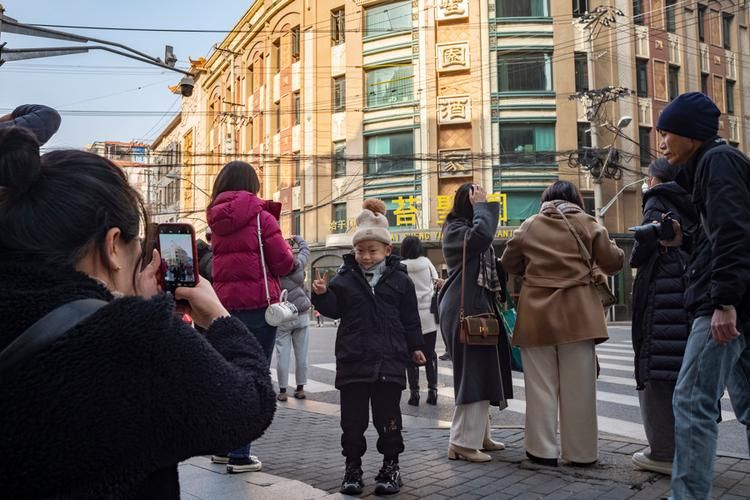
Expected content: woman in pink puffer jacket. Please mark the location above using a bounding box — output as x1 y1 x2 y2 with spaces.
207 161 294 473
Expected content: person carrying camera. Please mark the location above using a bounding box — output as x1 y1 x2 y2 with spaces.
656 92 750 499
0 127 276 498
629 158 696 475
311 199 425 496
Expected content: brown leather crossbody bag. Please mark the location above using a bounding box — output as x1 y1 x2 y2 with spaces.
458 232 500 346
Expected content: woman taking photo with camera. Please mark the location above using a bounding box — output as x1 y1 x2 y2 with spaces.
501 180 623 467
0 126 276 498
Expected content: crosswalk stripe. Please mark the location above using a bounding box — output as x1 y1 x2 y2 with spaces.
271 368 336 393
300 362 738 439
597 353 635 362
598 361 636 373
428 387 646 440
597 346 634 354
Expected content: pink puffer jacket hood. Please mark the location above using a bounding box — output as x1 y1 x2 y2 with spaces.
207 191 294 312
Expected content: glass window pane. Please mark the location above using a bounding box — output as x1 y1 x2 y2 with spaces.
498 53 552 92
334 141 346 177
500 125 555 164
365 132 414 174
639 127 651 165
366 65 413 107
365 1 412 37
497 0 549 17
636 59 648 97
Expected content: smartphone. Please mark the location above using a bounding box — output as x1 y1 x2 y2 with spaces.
156 223 200 293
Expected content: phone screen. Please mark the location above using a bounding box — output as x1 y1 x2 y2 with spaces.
157 224 198 291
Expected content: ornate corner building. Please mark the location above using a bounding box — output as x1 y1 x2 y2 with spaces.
151 0 750 319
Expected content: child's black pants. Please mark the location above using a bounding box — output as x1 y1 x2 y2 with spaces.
339 381 404 465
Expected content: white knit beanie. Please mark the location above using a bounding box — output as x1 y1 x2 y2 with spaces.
351 198 391 246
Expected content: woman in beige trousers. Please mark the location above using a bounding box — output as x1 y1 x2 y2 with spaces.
500 181 624 467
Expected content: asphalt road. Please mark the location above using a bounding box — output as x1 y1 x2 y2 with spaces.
271 323 748 456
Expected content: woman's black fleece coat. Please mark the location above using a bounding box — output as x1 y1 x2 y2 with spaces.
0 264 276 499
630 182 695 388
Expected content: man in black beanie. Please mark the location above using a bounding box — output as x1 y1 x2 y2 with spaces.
657 92 750 499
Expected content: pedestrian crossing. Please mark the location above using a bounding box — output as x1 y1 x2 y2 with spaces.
271 338 738 442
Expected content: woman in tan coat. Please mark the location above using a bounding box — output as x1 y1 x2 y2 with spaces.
500 181 624 467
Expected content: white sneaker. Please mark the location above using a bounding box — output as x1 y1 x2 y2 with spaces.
227 455 263 473
632 451 672 475
210 455 229 464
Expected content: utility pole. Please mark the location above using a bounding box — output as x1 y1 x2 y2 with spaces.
571 5 632 224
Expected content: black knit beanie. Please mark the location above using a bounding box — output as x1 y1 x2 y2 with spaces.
648 157 677 181
656 92 721 140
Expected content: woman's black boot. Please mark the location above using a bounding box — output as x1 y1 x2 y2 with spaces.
408 390 420 406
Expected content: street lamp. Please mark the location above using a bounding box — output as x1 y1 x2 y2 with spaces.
594 115 633 223
0 8 195 96
598 176 648 218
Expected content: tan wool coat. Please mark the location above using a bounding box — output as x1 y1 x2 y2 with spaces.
500 207 624 347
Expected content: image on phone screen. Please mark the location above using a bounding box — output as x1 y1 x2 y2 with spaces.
159 233 197 287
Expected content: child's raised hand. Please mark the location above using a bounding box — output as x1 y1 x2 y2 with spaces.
412 350 426 366
312 269 329 295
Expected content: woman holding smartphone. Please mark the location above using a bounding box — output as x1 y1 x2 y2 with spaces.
0 126 276 498
207 161 295 472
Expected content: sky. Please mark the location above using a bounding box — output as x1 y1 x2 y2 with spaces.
0 0 253 149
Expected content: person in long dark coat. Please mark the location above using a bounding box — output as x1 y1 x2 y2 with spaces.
630 158 695 475
438 182 513 463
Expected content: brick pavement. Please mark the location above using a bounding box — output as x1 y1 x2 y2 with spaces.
180 400 750 499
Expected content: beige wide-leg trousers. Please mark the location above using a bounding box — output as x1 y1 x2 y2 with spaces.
522 340 598 463
449 400 493 449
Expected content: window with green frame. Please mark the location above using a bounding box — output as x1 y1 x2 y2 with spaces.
364 1 411 37
500 124 555 164
332 203 347 233
498 53 552 92
333 141 346 178
506 191 542 223
366 65 413 107
496 0 549 17
365 131 414 175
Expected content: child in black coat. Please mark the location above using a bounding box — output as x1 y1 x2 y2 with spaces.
312 199 425 496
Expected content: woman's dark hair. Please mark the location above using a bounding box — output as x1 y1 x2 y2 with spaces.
540 180 584 208
446 182 475 223
210 161 261 205
400 236 424 260
0 126 148 278
647 157 677 182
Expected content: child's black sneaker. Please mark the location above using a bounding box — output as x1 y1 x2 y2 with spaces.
374 460 402 495
340 462 364 495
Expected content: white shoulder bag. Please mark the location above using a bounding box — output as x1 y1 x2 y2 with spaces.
257 213 299 326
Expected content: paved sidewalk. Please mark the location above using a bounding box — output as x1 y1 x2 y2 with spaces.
180 399 750 499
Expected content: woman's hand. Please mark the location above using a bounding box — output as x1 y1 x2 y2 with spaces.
469 184 487 205
175 279 230 329
412 350 426 365
135 249 162 299
433 278 445 290
312 270 329 295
